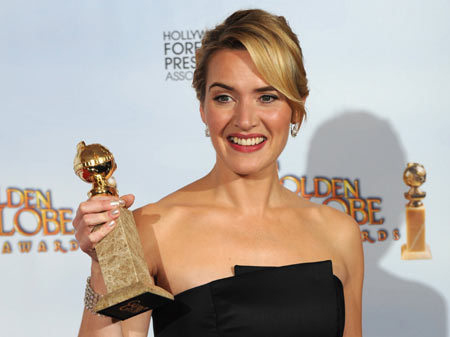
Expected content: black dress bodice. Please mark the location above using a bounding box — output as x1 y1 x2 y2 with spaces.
152 260 345 337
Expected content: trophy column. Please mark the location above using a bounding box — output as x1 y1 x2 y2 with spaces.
401 162 432 260
74 141 173 320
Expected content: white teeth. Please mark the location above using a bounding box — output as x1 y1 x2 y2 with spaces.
229 136 265 146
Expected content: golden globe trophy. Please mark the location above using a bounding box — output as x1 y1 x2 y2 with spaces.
74 141 173 320
401 162 432 260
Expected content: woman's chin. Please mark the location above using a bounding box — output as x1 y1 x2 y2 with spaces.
225 161 275 177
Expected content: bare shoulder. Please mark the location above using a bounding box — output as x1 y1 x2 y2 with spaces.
292 193 359 243
133 179 205 226
287 192 363 280
285 193 363 335
315 203 361 250
313 202 364 289
131 180 207 276
131 202 164 278
286 191 360 238
297 201 364 336
133 196 175 228
132 187 192 239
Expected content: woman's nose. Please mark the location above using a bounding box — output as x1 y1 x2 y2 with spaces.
234 99 258 130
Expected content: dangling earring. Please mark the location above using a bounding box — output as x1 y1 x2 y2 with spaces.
290 108 302 137
290 122 300 137
205 125 210 137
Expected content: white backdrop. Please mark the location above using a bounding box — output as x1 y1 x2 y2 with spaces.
1 1 449 336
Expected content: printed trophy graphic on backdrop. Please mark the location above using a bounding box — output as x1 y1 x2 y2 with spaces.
74 141 174 320
401 162 432 260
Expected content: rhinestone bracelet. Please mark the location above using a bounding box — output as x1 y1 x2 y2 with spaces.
84 276 105 317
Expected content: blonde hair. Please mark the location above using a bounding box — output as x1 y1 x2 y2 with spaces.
193 9 309 126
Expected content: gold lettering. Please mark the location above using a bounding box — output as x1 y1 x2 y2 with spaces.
377 230 388 241
59 209 74 235
2 241 12 253
299 177 314 199
348 198 368 224
361 230 375 243
393 229 400 240
36 190 51 209
24 189 36 208
119 300 148 314
331 178 344 198
367 198 384 224
323 197 349 213
14 208 42 236
41 209 60 235
280 175 301 195
54 240 67 253
0 205 14 236
38 240 48 252
70 239 79 251
314 178 331 198
7 188 24 208
18 241 32 253
343 179 360 198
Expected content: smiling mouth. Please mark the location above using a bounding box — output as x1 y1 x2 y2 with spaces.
227 136 267 146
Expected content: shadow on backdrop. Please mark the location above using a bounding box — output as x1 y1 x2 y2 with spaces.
304 111 446 337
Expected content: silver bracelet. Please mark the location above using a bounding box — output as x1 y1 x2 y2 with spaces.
84 276 105 316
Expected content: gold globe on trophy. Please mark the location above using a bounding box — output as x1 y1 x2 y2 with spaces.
74 142 118 197
401 162 432 260
74 141 173 320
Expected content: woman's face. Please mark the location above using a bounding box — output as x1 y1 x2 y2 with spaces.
200 49 293 176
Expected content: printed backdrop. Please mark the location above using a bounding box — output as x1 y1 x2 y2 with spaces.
1 1 449 336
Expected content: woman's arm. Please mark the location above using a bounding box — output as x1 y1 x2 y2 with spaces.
337 215 364 337
121 311 152 337
77 261 152 337
74 195 152 337
78 260 123 336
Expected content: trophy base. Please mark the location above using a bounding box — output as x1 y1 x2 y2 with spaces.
401 244 432 260
95 281 174 320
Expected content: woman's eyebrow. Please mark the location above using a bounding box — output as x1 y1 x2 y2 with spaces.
208 82 234 91
254 86 277 93
208 83 277 93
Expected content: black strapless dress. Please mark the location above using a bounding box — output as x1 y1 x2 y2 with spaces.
152 260 345 337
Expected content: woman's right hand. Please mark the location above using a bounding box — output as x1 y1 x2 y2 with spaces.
73 194 135 261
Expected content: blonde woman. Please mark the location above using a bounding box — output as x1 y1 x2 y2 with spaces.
74 9 363 337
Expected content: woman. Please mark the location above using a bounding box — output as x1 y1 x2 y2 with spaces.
75 9 363 337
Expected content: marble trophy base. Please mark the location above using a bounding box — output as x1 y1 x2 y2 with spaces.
96 281 173 320
95 207 173 320
401 244 432 260
401 206 432 260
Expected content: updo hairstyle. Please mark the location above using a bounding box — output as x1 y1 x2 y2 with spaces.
192 9 309 127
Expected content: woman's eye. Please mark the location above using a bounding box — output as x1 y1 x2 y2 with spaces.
260 94 278 103
214 95 232 103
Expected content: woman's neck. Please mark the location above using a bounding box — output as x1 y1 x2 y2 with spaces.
206 160 285 215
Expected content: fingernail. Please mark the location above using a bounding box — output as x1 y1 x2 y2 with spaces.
119 199 126 207
110 201 120 207
112 209 120 216
108 220 115 227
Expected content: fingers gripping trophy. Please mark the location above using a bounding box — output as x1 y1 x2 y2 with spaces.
74 141 173 320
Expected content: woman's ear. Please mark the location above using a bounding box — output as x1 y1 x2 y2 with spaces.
291 109 300 124
200 103 206 124
290 96 307 123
